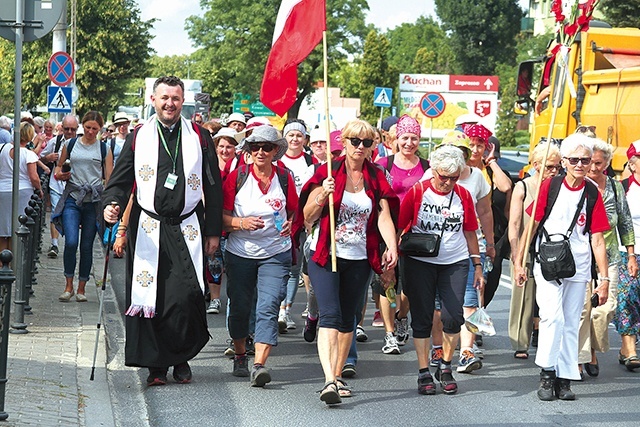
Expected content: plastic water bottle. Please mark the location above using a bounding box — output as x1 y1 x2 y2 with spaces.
207 255 223 285
273 211 285 231
483 258 494 275
385 286 397 309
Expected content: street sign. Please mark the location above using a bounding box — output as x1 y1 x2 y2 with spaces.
0 0 65 42
419 92 446 118
233 93 274 117
48 51 75 86
47 86 72 113
373 87 392 108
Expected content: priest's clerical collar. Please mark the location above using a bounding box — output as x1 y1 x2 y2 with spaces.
157 118 180 132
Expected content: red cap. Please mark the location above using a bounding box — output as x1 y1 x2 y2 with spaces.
330 130 343 153
627 140 640 159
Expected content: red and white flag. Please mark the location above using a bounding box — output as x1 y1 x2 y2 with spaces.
260 0 326 117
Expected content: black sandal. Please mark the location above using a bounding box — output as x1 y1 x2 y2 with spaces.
335 377 352 398
514 351 529 359
319 381 341 405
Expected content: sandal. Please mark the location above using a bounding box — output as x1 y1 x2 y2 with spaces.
319 381 341 405
335 377 352 398
619 352 640 371
514 351 529 359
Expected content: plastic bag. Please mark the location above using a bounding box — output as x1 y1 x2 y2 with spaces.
465 307 496 337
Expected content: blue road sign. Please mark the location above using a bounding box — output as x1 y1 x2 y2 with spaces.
373 87 392 108
48 51 75 86
48 86 72 113
420 92 446 118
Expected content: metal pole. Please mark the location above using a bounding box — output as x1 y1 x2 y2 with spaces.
52 1 68 123
0 249 16 421
10 215 29 334
23 206 35 315
10 0 25 262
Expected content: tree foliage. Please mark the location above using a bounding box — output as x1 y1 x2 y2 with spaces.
359 30 395 124
601 0 640 28
187 0 370 118
434 0 523 75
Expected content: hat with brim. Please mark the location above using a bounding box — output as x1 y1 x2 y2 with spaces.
437 130 471 157
113 112 131 125
214 127 243 145
227 112 246 125
243 126 287 160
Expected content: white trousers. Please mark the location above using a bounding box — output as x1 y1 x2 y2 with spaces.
533 264 588 380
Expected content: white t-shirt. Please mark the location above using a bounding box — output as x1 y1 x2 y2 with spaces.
281 153 312 195
223 168 296 259
624 176 640 253
310 188 372 260
0 145 38 190
40 135 67 194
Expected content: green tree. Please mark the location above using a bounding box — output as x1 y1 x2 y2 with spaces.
187 0 370 118
359 30 395 124
601 0 640 28
385 16 456 74
331 58 361 99
434 0 523 75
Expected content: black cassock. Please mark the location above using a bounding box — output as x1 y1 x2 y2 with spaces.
103 121 222 368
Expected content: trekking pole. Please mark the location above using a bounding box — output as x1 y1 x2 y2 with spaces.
90 202 118 381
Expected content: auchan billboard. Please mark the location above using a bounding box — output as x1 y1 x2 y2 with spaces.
399 74 499 136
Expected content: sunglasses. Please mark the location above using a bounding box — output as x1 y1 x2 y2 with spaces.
436 171 460 182
107 128 115 132
564 157 591 166
575 125 596 134
347 137 374 148
249 143 275 153
545 164 561 171
63 127 78 131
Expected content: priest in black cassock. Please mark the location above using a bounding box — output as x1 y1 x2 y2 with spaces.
103 76 222 386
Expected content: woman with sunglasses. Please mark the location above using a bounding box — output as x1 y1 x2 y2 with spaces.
514 134 610 401
399 145 483 396
508 142 561 359
222 126 297 387
297 119 399 404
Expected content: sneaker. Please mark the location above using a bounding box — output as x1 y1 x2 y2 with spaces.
395 316 409 346
285 313 296 330
246 335 255 356
206 298 221 314
301 304 309 318
418 373 436 395
303 316 318 342
47 245 59 258
146 367 168 386
382 332 401 354
355 326 368 342
435 365 458 394
250 364 271 387
232 354 250 377
224 339 235 358
457 349 482 373
554 377 575 400
341 363 356 378
172 362 192 384
537 370 556 401
430 347 443 368
472 343 484 359
372 311 384 327
278 313 288 334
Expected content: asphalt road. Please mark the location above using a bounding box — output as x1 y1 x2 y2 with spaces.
105 258 640 427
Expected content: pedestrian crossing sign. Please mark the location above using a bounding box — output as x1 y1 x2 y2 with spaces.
373 87 392 108
47 86 72 113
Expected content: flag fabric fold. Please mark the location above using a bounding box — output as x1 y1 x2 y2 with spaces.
260 0 326 117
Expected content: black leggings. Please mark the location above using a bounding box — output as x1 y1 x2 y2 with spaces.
402 257 468 338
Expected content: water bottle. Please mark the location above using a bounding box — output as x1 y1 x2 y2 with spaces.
61 159 71 172
385 286 397 309
273 211 285 231
207 255 223 285
483 258 493 275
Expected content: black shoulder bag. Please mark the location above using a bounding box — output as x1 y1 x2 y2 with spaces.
537 190 586 283
399 184 454 257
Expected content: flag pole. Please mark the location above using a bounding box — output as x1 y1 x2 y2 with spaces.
322 30 337 272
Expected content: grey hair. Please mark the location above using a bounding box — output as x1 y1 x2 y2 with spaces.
0 116 11 129
430 144 466 175
33 116 45 128
531 142 560 165
44 118 56 128
591 138 613 164
560 133 594 157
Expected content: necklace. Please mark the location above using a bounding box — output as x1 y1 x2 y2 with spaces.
347 170 363 191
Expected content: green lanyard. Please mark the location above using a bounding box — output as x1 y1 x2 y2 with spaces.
157 121 180 174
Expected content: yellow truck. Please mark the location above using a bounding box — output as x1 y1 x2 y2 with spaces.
515 24 640 174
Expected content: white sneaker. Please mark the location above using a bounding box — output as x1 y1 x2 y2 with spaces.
278 313 287 333
395 316 409 346
206 299 221 314
285 313 296 329
382 332 401 354
473 343 484 359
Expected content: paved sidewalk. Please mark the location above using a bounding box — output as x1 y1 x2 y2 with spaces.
3 236 127 426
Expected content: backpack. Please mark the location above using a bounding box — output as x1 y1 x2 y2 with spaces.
303 151 315 167
67 137 107 166
384 154 430 174
621 177 630 193
235 163 290 197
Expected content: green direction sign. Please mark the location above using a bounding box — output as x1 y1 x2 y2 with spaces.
233 93 274 117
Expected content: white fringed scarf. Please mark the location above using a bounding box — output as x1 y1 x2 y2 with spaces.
126 115 205 318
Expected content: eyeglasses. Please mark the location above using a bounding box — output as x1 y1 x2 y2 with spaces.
249 143 275 153
63 127 78 131
347 137 374 148
545 164 561 171
107 128 115 132
564 157 591 166
310 141 326 147
435 171 460 182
